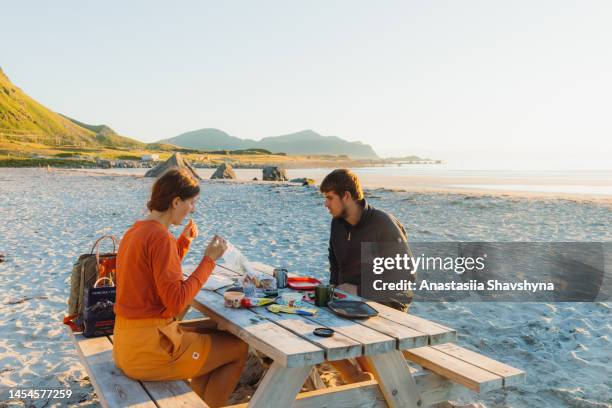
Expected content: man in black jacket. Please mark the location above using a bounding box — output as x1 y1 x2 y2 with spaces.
321 168 413 311
320 169 414 382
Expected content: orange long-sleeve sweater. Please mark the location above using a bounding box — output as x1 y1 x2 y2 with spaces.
114 220 215 318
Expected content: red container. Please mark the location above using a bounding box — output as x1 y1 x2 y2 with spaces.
286 277 322 291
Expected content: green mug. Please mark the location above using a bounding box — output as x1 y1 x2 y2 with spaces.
314 284 336 307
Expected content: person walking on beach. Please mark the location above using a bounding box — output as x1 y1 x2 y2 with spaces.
113 168 248 407
320 168 414 382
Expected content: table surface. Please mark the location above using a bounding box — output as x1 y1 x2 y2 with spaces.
188 262 457 369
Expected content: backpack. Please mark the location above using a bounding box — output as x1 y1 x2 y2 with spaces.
64 235 119 331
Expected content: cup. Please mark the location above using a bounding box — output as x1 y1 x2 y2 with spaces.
224 291 245 308
273 268 288 289
314 284 336 307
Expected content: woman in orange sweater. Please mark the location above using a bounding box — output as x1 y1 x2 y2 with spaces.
113 168 248 407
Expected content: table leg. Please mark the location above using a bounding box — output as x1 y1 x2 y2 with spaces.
247 362 311 408
364 350 422 408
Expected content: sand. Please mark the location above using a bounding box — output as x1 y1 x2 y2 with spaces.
0 168 610 407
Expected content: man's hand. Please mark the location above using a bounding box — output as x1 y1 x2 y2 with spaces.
336 283 358 296
181 219 198 241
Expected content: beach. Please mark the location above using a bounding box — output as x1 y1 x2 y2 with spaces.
77 166 612 205
0 168 611 407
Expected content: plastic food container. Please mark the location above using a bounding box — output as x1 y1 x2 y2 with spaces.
281 292 303 307
259 276 277 290
224 291 245 308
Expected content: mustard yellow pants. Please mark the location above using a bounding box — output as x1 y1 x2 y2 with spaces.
113 316 248 407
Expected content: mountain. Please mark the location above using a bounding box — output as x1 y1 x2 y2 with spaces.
0 68 378 157
159 128 256 151
258 130 378 159
0 68 143 148
158 128 379 159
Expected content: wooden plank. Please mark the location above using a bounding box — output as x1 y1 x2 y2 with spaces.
142 381 209 407
254 306 363 361
247 362 312 408
366 302 457 345
365 350 421 408
405 346 503 393
70 332 156 408
192 368 467 408
410 368 466 407
228 379 386 408
293 380 387 408
192 290 324 367
302 307 396 356
432 343 526 388
354 316 429 350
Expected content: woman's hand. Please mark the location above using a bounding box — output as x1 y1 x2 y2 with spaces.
181 219 198 241
204 235 227 261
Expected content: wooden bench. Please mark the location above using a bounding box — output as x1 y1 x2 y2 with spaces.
368 300 526 394
67 327 209 408
404 344 526 393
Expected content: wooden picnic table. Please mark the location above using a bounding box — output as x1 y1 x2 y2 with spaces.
67 261 524 407
188 262 458 408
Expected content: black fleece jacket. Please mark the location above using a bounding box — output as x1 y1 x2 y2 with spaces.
327 199 413 299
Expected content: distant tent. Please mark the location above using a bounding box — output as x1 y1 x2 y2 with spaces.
144 153 202 180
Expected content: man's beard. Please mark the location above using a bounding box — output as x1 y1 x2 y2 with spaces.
333 205 349 220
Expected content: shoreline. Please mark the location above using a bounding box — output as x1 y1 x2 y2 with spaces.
51 167 612 206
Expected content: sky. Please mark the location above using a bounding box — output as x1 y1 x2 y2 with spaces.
2 1 611 169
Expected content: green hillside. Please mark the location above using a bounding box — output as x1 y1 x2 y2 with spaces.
0 67 143 149
61 115 144 149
